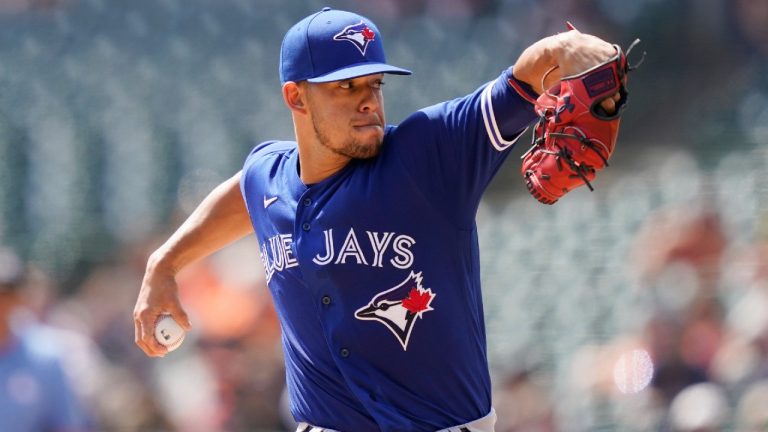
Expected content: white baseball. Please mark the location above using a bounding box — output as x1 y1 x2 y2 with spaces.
154 314 185 352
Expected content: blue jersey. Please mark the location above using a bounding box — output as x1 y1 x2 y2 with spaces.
241 69 537 431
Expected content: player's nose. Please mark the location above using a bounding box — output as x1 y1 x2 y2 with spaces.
359 87 382 113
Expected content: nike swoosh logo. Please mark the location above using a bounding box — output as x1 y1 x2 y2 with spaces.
263 196 278 208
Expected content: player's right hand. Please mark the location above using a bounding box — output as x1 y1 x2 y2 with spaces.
133 256 192 357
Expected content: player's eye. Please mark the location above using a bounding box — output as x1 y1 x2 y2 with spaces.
339 80 352 89
371 79 385 89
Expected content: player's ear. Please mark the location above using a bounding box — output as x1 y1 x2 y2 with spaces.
282 81 308 114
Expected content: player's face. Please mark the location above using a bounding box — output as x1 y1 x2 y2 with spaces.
304 74 386 159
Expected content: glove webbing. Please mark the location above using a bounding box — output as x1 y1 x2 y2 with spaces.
546 130 610 192
524 120 610 193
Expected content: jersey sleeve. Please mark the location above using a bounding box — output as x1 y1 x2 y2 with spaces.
390 67 538 228
240 140 295 218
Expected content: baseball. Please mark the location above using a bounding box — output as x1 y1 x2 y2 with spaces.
154 314 185 352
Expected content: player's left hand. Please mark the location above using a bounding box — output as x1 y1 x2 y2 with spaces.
549 28 620 114
519 35 644 205
548 29 616 83
513 26 616 101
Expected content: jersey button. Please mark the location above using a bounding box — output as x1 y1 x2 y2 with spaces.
340 348 350 358
321 296 331 305
303 198 312 206
302 222 311 231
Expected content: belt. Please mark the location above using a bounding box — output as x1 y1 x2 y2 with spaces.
295 408 496 432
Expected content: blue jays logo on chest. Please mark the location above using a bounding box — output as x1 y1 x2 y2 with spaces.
355 271 435 350
333 21 376 55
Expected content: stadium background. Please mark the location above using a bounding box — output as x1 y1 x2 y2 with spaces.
1 0 768 430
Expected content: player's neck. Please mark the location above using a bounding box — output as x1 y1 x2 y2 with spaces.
295 143 351 185
297 156 351 185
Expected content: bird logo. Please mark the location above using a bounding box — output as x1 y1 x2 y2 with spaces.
333 21 376 56
354 271 435 350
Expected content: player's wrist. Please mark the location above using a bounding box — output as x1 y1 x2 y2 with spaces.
547 32 568 64
146 249 181 279
552 31 618 78
512 36 560 93
550 31 580 74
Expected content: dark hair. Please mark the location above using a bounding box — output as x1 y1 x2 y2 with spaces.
0 247 24 293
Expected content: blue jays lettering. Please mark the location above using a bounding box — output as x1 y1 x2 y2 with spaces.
259 227 416 283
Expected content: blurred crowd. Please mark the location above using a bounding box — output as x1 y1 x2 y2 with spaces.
1 0 768 431
489 200 768 432
2 235 289 431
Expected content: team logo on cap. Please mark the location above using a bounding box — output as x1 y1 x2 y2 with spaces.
355 271 435 350
333 21 376 56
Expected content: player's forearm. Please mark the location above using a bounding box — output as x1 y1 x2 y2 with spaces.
149 171 253 276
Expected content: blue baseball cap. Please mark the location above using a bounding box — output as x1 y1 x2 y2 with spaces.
279 7 412 84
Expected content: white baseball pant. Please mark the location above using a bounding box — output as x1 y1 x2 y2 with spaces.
295 407 497 432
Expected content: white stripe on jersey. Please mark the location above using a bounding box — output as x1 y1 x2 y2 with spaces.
480 80 527 152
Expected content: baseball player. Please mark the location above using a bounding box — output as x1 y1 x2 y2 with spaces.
134 8 627 431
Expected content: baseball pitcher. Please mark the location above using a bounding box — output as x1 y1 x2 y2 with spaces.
134 8 640 431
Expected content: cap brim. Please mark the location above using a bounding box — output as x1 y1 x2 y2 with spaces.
307 63 412 83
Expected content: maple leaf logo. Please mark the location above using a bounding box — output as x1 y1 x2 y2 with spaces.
361 26 375 42
354 271 436 350
402 287 434 316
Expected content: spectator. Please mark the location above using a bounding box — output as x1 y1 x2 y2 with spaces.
0 247 92 432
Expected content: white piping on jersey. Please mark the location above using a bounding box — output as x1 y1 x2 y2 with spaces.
480 80 526 152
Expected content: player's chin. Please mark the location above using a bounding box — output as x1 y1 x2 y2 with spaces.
346 139 382 159
353 143 382 159
351 130 384 158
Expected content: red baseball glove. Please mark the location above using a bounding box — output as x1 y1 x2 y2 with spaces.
520 38 643 205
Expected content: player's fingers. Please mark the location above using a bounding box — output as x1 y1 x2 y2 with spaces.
134 317 156 356
135 313 168 357
134 317 142 348
598 91 622 114
600 97 616 114
167 303 192 331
